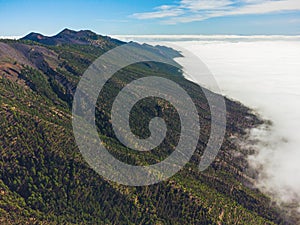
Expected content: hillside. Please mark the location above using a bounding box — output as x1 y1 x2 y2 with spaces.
0 29 293 224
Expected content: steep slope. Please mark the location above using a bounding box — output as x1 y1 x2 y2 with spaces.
0 29 293 224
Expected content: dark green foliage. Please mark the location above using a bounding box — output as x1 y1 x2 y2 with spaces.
0 31 291 224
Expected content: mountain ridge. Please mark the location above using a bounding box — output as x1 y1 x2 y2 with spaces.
0 29 296 224
21 28 124 46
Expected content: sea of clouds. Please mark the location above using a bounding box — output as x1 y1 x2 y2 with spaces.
0 36 21 40
115 35 300 211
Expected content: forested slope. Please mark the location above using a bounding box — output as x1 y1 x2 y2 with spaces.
0 29 292 224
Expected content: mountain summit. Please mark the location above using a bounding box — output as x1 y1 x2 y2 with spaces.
21 28 123 46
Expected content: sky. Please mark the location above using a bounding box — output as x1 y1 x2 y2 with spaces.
1 0 300 36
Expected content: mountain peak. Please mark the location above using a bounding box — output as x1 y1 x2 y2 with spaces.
21 29 102 45
22 32 47 41
55 28 98 39
56 28 76 36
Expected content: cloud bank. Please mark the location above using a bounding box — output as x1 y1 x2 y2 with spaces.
167 39 300 217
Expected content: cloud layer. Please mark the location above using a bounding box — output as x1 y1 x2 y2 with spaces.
131 0 300 24
168 39 300 215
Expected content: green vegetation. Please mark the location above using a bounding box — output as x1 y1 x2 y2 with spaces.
0 30 290 224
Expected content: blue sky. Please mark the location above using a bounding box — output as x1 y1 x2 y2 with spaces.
1 0 300 36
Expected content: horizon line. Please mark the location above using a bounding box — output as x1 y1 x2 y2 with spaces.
2 33 300 40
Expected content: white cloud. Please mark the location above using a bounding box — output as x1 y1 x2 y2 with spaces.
96 19 129 23
181 0 234 11
131 5 183 19
131 0 300 24
0 36 21 40
289 18 300 23
228 0 300 15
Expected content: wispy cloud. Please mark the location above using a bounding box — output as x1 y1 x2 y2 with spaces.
96 19 129 23
131 0 300 24
131 5 184 19
289 18 300 23
180 0 234 11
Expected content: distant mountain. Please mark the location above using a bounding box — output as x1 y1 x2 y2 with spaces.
0 29 295 224
21 28 124 46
